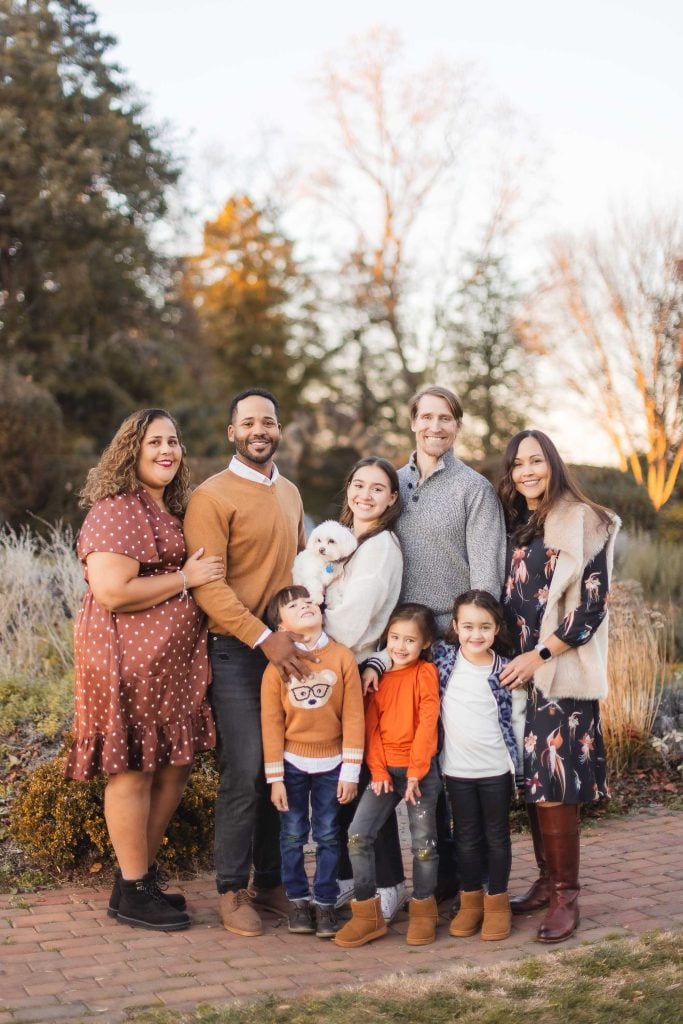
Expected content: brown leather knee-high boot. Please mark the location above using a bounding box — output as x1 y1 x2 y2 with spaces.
535 804 580 943
510 803 550 914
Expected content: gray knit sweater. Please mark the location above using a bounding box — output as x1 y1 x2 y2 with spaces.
395 450 506 636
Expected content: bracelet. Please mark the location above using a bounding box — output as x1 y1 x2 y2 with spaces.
178 569 189 603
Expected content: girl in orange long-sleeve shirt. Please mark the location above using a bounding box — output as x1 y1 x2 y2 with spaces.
335 603 440 949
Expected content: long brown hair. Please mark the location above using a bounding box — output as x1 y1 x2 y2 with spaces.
339 456 402 546
497 429 612 544
79 409 191 517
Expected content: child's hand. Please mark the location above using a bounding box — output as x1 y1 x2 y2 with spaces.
405 777 421 805
361 667 380 695
371 779 392 796
337 780 358 804
270 781 288 812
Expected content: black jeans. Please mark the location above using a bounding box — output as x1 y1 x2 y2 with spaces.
445 773 512 896
209 633 281 894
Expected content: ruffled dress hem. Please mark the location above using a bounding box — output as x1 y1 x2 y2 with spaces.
64 703 216 781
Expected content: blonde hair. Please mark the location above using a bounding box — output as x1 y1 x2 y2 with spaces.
79 409 191 516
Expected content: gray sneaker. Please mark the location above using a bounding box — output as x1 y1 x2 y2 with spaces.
287 898 315 934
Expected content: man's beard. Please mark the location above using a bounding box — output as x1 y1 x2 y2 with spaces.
234 435 280 465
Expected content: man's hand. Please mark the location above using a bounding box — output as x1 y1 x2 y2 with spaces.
337 780 358 804
405 777 421 805
371 778 392 796
270 781 288 812
261 631 319 681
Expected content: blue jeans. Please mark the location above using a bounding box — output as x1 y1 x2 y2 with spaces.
445 773 512 895
348 761 441 901
280 761 341 905
209 633 281 894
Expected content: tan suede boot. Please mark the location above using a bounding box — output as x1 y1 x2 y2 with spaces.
334 895 388 948
218 890 262 936
481 892 512 941
448 890 484 937
406 896 438 946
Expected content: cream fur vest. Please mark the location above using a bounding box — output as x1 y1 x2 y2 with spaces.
533 497 620 701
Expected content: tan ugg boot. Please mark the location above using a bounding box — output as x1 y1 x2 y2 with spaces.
334 895 388 948
448 889 484 937
406 896 438 946
481 892 512 941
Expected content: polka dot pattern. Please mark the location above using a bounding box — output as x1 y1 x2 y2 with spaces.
65 489 216 781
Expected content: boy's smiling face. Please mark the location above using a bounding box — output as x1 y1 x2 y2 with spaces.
278 595 323 640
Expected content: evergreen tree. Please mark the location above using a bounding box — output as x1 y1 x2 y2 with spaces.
181 195 325 423
0 0 181 444
446 253 531 457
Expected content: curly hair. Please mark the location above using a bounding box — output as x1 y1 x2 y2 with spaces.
79 409 191 516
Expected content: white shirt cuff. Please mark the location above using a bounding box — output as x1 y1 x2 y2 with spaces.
340 762 361 784
254 628 272 648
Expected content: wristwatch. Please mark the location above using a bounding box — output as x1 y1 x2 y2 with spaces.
535 643 552 661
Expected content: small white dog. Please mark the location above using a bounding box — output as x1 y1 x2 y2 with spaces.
292 520 358 605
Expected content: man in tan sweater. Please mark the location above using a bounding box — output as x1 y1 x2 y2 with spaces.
184 388 316 937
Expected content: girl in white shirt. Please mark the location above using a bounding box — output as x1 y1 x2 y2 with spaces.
433 590 522 942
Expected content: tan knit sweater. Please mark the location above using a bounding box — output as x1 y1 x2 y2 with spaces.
183 468 305 648
261 639 365 783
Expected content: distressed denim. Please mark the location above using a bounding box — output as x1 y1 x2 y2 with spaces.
209 633 281 893
279 761 341 905
348 760 440 901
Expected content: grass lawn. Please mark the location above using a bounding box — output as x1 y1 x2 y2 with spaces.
126 930 682 1024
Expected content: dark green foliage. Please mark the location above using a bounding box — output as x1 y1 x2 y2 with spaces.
0 364 64 524
0 0 182 448
572 465 659 531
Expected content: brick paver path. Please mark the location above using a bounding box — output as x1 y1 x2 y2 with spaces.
1 808 681 1023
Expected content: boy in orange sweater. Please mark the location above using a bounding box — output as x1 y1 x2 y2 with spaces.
334 603 441 949
261 586 365 938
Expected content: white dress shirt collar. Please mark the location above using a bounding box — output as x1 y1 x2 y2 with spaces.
228 455 279 487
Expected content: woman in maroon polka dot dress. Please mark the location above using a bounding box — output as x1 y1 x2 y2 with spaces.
66 409 224 931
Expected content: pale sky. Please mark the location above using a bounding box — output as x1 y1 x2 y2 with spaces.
89 0 682 464
92 0 682 237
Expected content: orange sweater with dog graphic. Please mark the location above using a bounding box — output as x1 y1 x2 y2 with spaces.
260 638 365 783
364 661 440 783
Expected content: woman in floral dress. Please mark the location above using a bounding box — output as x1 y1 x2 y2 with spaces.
496 430 620 942
66 409 224 931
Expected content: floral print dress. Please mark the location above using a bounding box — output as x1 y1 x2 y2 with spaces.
503 534 609 805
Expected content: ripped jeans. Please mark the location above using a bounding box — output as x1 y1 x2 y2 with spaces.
348 760 440 901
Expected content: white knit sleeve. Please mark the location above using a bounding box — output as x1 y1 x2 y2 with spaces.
324 533 403 655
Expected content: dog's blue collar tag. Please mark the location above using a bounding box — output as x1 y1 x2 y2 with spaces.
325 563 334 574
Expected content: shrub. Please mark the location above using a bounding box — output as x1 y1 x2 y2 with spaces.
0 523 84 686
9 750 218 874
658 500 683 543
603 581 666 773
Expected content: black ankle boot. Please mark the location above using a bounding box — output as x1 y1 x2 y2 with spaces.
108 865 187 918
117 874 191 931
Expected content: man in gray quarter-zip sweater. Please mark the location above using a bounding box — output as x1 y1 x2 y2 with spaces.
394 385 507 903
395 385 506 638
